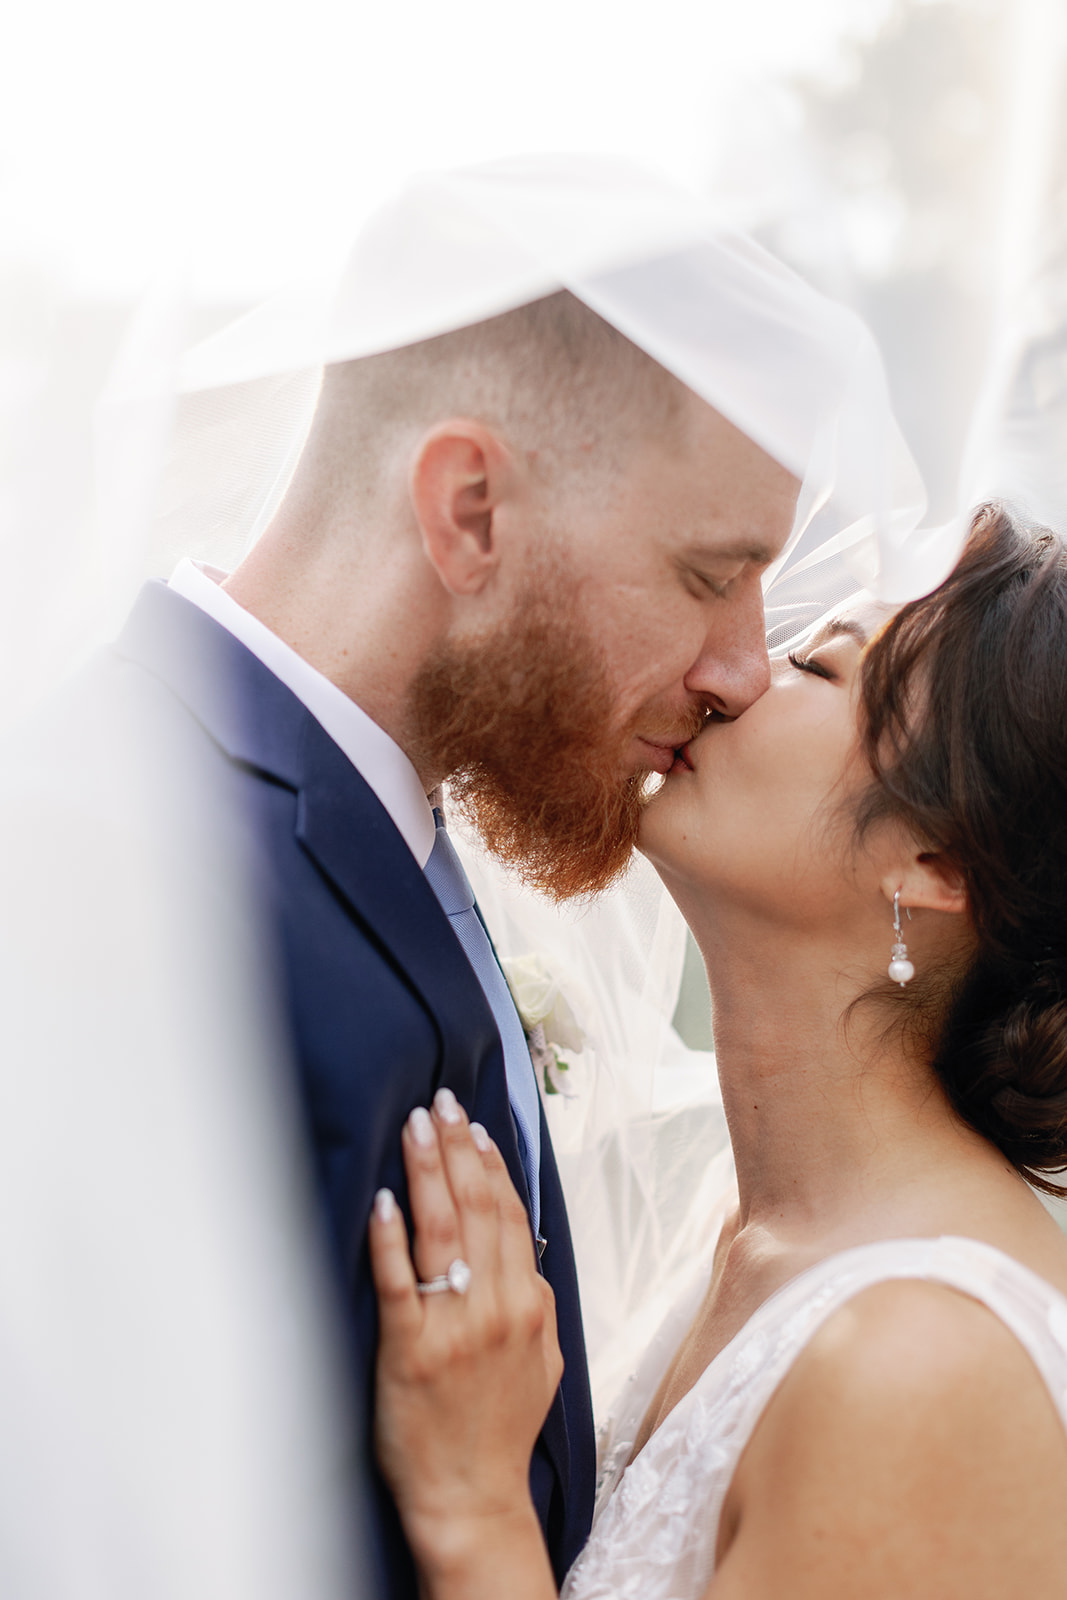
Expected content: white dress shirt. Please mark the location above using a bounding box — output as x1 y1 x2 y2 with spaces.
168 559 437 868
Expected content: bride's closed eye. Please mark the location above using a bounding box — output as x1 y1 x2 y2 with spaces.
787 649 835 681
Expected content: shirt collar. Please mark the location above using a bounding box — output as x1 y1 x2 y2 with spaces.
168 559 437 868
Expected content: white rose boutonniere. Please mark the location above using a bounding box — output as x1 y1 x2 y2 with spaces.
502 953 585 1097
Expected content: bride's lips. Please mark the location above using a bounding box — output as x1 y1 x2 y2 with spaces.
668 712 725 773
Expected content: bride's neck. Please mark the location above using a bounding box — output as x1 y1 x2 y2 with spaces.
688 905 966 1242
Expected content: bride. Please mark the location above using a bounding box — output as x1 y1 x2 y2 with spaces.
368 501 1067 1597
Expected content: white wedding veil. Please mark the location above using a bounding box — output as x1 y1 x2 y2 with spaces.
156 154 960 613
7 3 1067 1588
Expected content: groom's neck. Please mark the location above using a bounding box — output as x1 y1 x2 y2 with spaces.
223 516 447 788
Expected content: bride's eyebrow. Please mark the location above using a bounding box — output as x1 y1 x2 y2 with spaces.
806 616 870 650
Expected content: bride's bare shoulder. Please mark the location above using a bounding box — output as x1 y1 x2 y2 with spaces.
712 1279 1067 1598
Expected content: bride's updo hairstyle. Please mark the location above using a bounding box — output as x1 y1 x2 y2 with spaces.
856 503 1067 1194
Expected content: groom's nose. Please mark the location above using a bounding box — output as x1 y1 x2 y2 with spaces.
684 577 771 718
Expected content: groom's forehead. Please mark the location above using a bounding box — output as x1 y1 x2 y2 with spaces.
666 390 800 481
658 411 801 553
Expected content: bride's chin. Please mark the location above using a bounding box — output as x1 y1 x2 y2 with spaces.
636 790 675 869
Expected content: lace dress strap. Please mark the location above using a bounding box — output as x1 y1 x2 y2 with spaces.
562 1236 1067 1600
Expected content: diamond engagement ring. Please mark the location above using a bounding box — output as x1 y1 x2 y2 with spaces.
417 1258 472 1296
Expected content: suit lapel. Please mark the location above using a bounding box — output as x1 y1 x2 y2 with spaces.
293 715 503 1098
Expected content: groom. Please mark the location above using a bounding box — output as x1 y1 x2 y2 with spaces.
113 288 798 1594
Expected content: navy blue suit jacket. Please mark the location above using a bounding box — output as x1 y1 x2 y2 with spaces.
109 582 596 1597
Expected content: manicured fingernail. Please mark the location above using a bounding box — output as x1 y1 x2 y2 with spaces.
469 1121 491 1152
374 1187 396 1222
434 1087 462 1124
409 1106 435 1147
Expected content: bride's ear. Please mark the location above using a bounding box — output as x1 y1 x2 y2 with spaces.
879 852 968 918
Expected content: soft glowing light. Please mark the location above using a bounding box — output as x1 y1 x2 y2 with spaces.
1 0 891 299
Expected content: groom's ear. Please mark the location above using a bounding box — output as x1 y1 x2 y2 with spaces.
409 421 517 596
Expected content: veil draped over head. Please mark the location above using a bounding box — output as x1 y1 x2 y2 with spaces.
159 154 960 614
124 152 974 1428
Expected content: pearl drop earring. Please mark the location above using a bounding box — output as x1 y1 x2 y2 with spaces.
888 889 915 987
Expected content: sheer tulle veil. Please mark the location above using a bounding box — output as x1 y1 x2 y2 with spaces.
5 10 1067 1590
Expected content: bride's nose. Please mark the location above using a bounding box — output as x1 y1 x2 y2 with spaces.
683 578 771 718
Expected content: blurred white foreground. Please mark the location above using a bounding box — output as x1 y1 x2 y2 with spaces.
0 666 362 1594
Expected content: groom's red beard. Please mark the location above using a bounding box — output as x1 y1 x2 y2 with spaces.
407 595 705 901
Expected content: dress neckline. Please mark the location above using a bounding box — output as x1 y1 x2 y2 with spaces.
636 1233 1067 1466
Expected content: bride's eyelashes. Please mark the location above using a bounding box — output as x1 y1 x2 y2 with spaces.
787 649 835 681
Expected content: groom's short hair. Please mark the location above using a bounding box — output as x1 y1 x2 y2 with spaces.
309 290 689 494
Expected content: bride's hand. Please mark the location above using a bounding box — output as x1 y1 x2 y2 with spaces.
369 1088 563 1577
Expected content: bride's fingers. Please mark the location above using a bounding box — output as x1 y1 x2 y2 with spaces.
431 1089 502 1281
469 1123 544 1289
471 1132 562 1395
368 1187 423 1348
402 1104 464 1283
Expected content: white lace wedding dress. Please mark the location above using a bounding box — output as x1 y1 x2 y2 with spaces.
562 1236 1067 1600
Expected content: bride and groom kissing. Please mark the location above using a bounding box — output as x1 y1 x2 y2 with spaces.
110 166 1067 1596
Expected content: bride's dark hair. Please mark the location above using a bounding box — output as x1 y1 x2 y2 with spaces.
857 502 1067 1195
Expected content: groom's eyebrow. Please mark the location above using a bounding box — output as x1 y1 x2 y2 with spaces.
689 540 778 566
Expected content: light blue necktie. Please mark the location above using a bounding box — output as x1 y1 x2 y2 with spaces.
423 811 541 1235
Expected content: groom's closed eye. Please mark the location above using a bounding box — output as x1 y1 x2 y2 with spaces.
683 566 741 599
678 546 774 600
